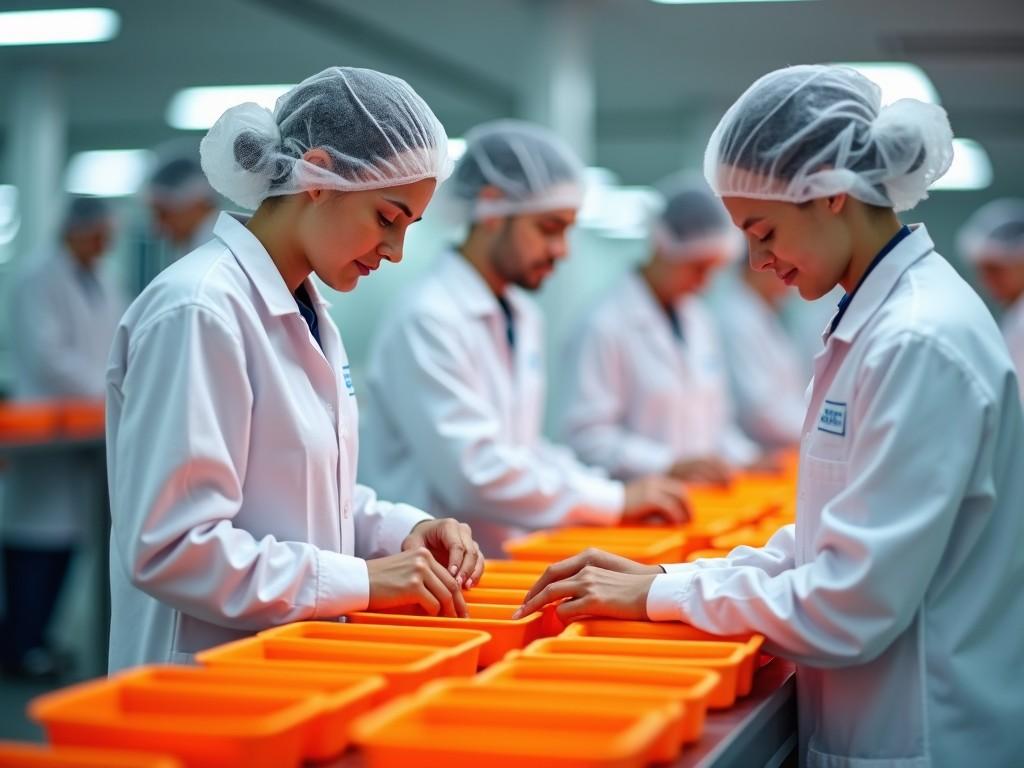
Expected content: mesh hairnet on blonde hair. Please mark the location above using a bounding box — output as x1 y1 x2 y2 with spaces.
200 67 452 210
443 119 585 223
652 174 743 262
958 199 1024 265
704 64 954 212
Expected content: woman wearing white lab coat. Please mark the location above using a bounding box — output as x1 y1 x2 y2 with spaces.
1 197 124 676
105 68 483 673
516 65 1024 767
959 198 1024 402
560 178 761 484
712 266 807 449
360 121 690 557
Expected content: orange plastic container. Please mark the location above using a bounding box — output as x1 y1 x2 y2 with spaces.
478 654 719 743
523 636 749 708
351 677 678 768
0 403 62 442
473 572 538 590
462 587 528 605
0 742 181 768
561 620 764 696
482 559 550 575
504 529 687 565
121 665 385 761
197 622 488 695
59 400 105 437
348 602 552 667
29 676 325 768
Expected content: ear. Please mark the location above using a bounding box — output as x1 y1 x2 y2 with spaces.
302 149 333 204
476 185 508 232
826 193 848 214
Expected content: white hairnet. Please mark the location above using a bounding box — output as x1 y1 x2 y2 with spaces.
148 154 216 209
652 174 743 263
958 199 1024 264
200 67 452 211
704 64 954 212
61 196 112 235
443 119 585 223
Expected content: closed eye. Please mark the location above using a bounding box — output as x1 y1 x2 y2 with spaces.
378 212 395 229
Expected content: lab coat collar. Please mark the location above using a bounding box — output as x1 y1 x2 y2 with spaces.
624 269 690 329
214 212 330 317
441 248 511 319
824 223 935 345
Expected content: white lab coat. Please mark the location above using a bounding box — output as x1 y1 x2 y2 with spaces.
2 248 124 545
105 213 430 672
359 250 623 557
1001 296 1024 401
646 226 1024 767
560 271 759 481
713 277 807 449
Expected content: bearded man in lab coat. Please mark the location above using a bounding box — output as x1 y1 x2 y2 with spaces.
360 121 691 556
1 196 125 678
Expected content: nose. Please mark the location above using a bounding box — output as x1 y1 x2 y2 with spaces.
548 233 569 262
748 240 773 272
379 231 404 264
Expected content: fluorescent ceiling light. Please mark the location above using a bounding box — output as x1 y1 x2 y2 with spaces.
65 149 154 197
651 0 816 5
167 85 292 130
0 185 20 251
931 139 993 191
0 8 119 46
839 62 939 105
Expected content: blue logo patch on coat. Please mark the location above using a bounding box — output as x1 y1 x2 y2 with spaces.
342 365 355 397
817 400 847 436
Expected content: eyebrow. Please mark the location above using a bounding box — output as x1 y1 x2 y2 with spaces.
384 198 420 222
740 216 764 231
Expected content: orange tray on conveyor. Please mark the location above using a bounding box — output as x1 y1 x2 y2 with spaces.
482 559 550 575
116 664 385 762
560 619 764 696
197 622 488 695
0 742 180 768
478 654 719 744
59 400 105 437
523 636 750 709
28 674 325 768
350 677 679 768
0 403 62 442
461 587 528 605
347 602 557 667
473 572 538 590
504 528 687 565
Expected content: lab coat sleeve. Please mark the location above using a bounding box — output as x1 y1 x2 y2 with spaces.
559 322 676 480
660 524 795 575
352 483 432 559
13 271 104 396
109 304 371 631
375 312 624 529
645 334 988 667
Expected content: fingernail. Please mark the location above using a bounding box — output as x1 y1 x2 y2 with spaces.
456 575 464 588
510 609 521 619
449 565 458 575
465 579 474 589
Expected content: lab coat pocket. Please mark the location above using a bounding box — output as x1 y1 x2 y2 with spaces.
798 455 849 565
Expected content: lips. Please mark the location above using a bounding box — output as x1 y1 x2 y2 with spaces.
778 267 798 286
355 260 375 277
